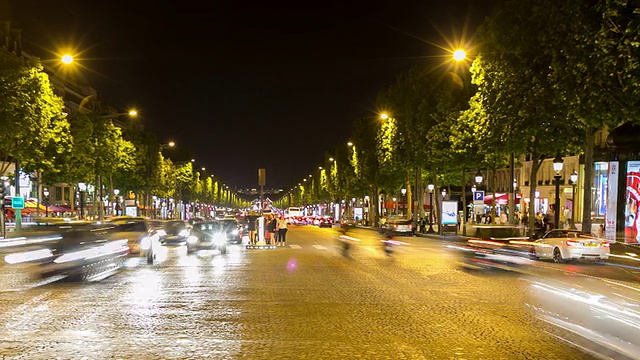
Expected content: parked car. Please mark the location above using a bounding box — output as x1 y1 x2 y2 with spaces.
380 217 414 236
531 230 610 263
186 220 229 254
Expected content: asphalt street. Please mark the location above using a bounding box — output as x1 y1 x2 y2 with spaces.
1 225 638 359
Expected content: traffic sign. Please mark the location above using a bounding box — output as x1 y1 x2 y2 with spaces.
11 197 24 209
473 191 485 201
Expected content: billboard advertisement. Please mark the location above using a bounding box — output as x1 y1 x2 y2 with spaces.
605 162 618 242
441 201 458 225
625 160 640 244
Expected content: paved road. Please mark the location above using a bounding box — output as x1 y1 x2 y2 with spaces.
1 225 637 359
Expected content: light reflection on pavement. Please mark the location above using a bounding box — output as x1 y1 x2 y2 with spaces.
0 226 632 359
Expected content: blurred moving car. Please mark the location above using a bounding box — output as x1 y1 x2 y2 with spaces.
216 219 243 244
449 238 535 272
154 220 190 246
603 241 640 272
186 220 229 254
318 216 333 228
37 224 130 281
531 230 610 263
339 217 357 229
105 217 161 264
379 217 414 236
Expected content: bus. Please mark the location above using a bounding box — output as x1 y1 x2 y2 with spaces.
286 207 303 219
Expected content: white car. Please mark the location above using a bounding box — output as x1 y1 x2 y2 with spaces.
533 230 610 263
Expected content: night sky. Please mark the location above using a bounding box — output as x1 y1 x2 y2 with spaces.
7 0 501 190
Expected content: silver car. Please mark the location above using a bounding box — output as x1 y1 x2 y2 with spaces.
533 230 610 263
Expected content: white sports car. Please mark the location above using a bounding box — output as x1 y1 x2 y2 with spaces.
533 230 610 263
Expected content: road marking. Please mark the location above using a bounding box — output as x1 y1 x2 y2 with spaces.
312 245 327 250
289 244 302 249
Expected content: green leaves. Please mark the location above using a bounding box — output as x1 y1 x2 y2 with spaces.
0 51 68 174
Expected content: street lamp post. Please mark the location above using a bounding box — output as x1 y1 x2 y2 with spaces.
78 182 87 220
400 188 407 217
152 196 157 219
43 188 49 217
427 184 435 233
474 171 484 223
569 170 578 230
553 155 564 229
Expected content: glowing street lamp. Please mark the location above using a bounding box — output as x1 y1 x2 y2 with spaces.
553 155 564 229
61 54 73 64
380 113 389 120
453 49 467 61
128 109 138 116
569 170 578 230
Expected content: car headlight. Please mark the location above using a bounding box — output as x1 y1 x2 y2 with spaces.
140 237 152 250
213 233 227 245
157 229 167 237
231 229 239 235
187 235 198 244
178 229 189 237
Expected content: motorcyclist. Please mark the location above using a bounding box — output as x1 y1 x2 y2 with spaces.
382 230 395 256
337 223 355 256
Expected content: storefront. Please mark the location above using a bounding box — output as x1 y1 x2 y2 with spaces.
606 121 640 243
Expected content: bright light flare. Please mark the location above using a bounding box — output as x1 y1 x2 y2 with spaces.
453 49 467 61
61 54 74 64
380 113 389 120
128 110 138 116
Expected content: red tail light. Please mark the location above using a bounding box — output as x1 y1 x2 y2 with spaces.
601 242 610 248
566 240 579 246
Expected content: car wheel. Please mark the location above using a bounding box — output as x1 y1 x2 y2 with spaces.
220 246 227 255
552 247 563 263
147 250 154 265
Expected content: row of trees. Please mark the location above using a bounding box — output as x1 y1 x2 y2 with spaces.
283 0 640 234
0 49 243 211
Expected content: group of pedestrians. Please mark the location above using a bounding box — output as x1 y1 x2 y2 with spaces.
246 212 288 246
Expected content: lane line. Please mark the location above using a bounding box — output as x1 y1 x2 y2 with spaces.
312 245 327 250
289 244 302 249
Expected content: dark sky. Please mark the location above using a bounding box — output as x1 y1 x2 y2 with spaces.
7 0 501 190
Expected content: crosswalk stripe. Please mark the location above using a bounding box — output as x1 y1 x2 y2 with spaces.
312 245 327 250
289 244 302 249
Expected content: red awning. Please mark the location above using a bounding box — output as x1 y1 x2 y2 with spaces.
483 193 522 205
47 205 71 212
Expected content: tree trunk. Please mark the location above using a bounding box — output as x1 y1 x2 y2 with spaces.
509 153 515 224
461 168 467 235
405 170 412 221
582 127 595 233
490 168 497 224
416 167 423 220
371 184 379 227
528 152 543 236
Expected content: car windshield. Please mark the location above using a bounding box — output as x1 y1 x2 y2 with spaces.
195 222 226 232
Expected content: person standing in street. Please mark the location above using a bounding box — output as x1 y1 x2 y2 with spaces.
278 215 288 246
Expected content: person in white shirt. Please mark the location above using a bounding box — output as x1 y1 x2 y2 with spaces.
277 215 288 246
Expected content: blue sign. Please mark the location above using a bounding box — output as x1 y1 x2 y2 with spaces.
473 191 485 201
11 197 24 209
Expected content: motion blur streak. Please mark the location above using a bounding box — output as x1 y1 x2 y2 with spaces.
0 236 62 248
4 249 53 264
54 240 129 263
529 279 640 359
